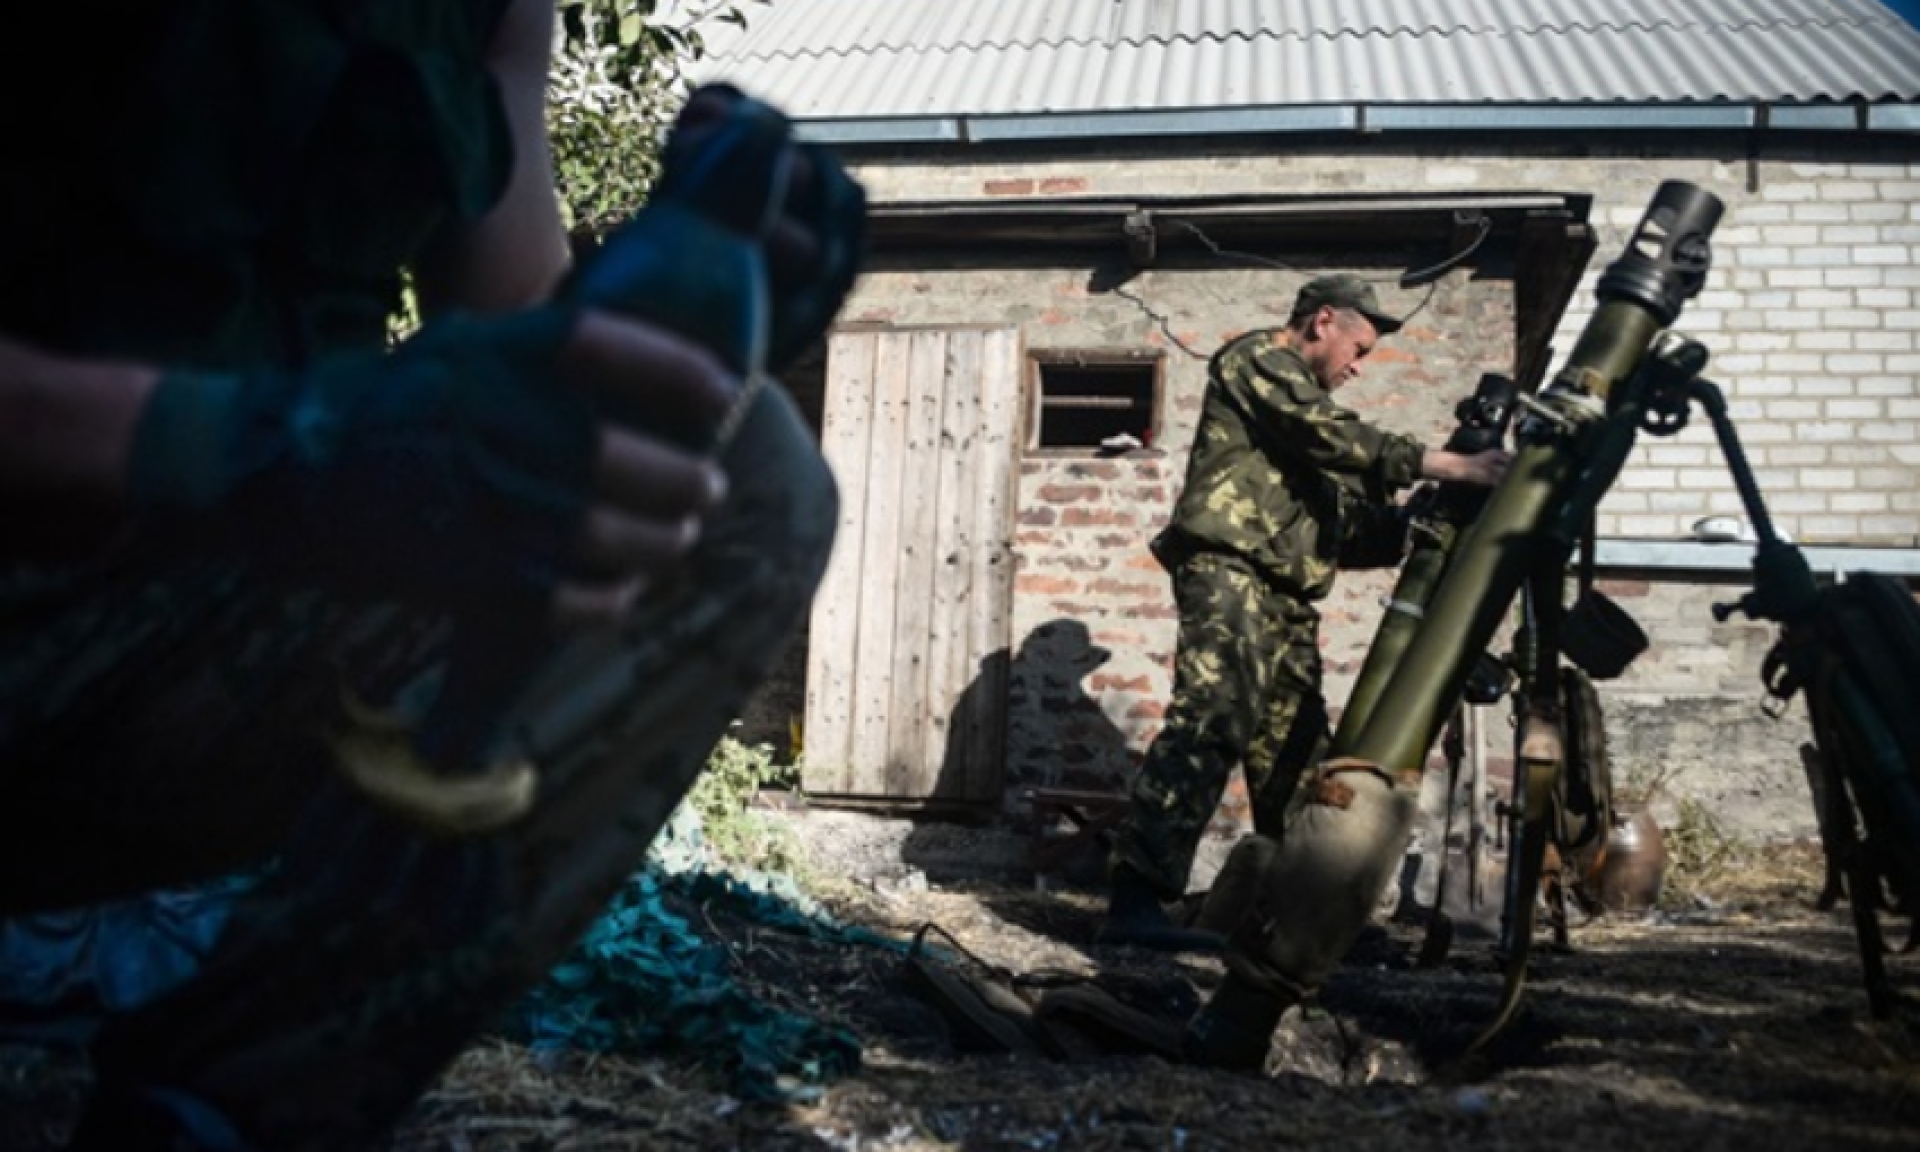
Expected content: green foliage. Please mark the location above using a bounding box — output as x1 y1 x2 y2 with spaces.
391 3 761 342
547 0 766 237
688 730 805 875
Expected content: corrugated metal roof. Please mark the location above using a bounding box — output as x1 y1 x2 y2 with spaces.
685 0 1920 121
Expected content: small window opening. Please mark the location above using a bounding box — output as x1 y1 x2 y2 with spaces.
1032 357 1159 451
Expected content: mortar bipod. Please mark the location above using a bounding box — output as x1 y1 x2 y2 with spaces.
1465 573 1630 1063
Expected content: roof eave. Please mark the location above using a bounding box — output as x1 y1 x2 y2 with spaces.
794 101 1920 146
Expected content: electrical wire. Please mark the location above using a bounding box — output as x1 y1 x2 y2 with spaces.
1109 281 1211 360
1103 214 1498 331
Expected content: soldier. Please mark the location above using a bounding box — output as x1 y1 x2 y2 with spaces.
0 3 861 1147
1101 275 1510 951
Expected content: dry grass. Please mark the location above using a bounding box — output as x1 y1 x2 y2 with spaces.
1658 800 1828 912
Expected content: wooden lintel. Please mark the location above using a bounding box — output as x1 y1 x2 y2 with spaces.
1514 211 1599 393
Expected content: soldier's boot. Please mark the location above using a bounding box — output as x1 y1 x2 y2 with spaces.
1183 969 1297 1072
1182 760 1422 1069
1189 827 1283 935
1097 865 1226 954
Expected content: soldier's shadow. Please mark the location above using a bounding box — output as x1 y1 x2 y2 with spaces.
900 618 1134 898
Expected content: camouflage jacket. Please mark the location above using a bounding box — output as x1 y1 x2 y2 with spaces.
1154 330 1426 601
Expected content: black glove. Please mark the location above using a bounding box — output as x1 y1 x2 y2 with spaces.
128 307 596 605
580 83 866 377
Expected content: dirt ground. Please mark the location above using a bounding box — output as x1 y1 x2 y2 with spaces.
7 839 1920 1151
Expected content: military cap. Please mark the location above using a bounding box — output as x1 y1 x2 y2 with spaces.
1294 274 1404 335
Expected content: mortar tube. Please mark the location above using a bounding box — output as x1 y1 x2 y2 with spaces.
1334 373 1521 753
1342 303 1664 777
1558 303 1666 405
1331 522 1457 754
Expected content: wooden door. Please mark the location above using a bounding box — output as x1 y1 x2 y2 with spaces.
802 327 1022 806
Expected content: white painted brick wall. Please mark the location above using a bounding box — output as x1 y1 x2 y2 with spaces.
1593 161 1920 549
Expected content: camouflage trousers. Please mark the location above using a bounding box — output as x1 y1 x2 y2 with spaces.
1110 552 1330 900
0 385 836 1150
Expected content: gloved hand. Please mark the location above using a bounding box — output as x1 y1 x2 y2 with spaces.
117 86 855 833
575 83 866 385
126 81 860 598
127 307 597 608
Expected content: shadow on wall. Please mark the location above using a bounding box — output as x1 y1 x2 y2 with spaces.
901 618 1134 882
1010 618 1138 794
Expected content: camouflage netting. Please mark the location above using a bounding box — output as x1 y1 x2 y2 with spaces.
499 806 879 1100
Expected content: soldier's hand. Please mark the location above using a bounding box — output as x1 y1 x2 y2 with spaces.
657 84 867 370
553 309 737 628
1421 447 1512 488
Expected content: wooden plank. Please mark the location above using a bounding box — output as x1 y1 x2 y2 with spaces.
1043 395 1137 410
884 330 952 796
960 328 1023 802
802 331 878 795
844 332 914 793
922 330 985 800
806 326 1022 805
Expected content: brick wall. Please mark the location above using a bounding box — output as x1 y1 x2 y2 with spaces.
1568 163 1920 547
793 140 1920 843
830 254 1510 817
849 146 1920 548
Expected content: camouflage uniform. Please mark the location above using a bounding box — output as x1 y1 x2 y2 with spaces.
1111 330 1425 899
0 7 848 1145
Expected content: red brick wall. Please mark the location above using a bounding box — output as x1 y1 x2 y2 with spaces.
887 264 1526 817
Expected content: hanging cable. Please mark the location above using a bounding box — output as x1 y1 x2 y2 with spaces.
1094 213 1494 356
1402 214 1494 283
1163 215 1495 326
1109 280 1210 360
